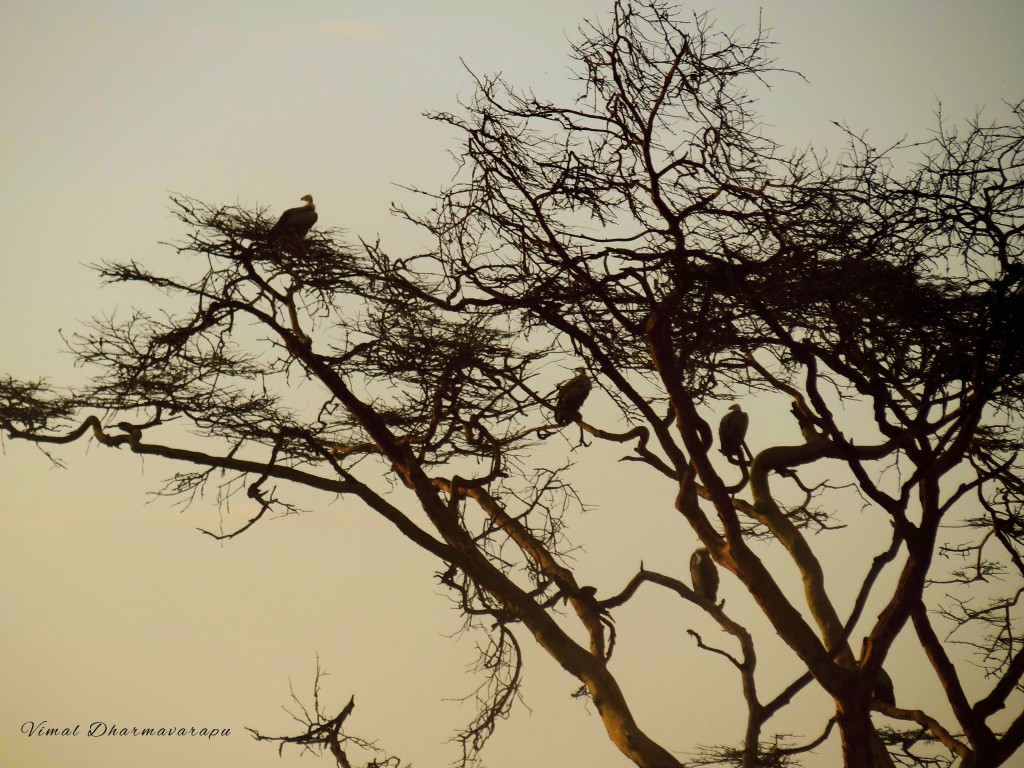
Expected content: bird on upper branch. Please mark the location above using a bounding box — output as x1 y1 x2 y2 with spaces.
269 194 318 243
553 367 591 426
718 404 752 465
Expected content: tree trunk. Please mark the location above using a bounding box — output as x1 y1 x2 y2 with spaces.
837 704 896 768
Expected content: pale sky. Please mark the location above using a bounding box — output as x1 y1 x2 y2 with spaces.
2 2 1023 767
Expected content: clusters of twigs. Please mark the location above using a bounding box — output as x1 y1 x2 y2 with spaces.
247 660 406 768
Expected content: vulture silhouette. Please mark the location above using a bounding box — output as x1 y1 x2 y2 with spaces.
269 195 318 242
718 404 751 464
873 666 896 706
553 367 591 426
860 637 896 706
689 547 719 604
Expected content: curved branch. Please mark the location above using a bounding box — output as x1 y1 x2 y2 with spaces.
872 701 971 761
4 415 457 562
581 421 678 479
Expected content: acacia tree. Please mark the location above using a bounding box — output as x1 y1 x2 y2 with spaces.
2 2 1023 767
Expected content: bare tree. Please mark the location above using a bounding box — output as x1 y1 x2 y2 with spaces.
2 2 1023 767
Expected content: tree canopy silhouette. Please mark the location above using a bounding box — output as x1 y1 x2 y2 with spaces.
3 2 1023 767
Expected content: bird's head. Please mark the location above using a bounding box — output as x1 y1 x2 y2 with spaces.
300 195 314 206
729 404 743 413
574 366 587 374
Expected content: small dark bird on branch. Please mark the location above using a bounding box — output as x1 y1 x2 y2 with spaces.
718 404 751 464
553 367 591 426
689 547 719 604
269 194 318 243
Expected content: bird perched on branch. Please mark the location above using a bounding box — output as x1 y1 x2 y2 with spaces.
873 667 896 706
718 404 751 464
269 195 318 243
553 367 591 426
689 547 719 604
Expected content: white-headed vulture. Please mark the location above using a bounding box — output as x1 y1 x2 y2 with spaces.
269 195 318 241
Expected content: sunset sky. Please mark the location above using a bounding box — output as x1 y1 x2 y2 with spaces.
2 2 1023 767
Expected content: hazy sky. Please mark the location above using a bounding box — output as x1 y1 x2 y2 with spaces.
2 2 1023 767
